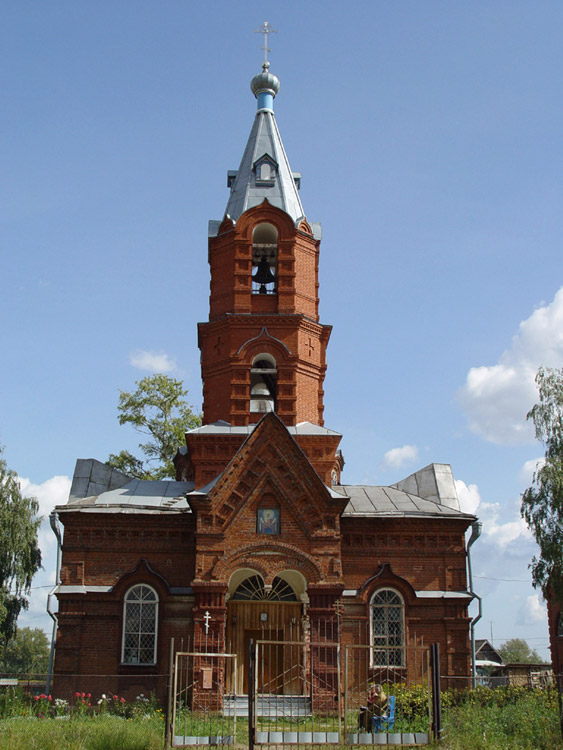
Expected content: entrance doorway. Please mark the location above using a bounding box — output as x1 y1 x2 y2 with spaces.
225 572 304 695
244 629 284 694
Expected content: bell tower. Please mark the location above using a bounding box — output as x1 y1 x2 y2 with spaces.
176 41 344 490
198 59 332 428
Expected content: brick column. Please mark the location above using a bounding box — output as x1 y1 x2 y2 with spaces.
191 581 228 711
307 583 344 714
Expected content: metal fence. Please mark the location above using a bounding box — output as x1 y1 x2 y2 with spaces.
172 650 238 746
169 638 439 748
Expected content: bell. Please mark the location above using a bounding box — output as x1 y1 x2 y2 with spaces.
252 255 276 294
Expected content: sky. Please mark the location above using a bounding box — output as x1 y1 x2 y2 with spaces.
2 1 562 662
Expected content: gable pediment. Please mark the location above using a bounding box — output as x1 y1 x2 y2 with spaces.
188 413 346 539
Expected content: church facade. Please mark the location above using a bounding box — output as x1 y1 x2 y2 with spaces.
52 59 477 702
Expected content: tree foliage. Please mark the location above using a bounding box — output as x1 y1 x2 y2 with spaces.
521 367 563 599
107 374 201 480
0 449 42 648
0 626 50 674
497 638 545 664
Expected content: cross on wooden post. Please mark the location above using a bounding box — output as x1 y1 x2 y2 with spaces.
307 337 315 357
203 610 211 635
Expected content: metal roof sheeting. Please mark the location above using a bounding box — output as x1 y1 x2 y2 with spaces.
336 485 473 519
186 421 341 437
223 110 305 224
92 479 193 509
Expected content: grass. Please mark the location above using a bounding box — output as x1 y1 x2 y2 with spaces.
0 715 164 750
0 685 561 749
439 686 561 750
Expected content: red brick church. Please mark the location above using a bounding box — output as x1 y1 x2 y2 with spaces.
51 55 477 702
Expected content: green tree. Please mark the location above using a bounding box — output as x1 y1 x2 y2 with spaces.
107 374 201 480
497 638 545 664
521 366 563 599
1 626 50 675
0 449 42 647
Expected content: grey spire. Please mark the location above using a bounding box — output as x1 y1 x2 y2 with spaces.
222 65 305 226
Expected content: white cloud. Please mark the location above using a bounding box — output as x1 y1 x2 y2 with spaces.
455 479 482 515
381 444 419 470
517 594 547 627
129 349 177 373
19 475 71 520
457 287 563 444
16 475 71 637
479 498 532 549
519 457 545 487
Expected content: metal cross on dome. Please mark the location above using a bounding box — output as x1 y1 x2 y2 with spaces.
255 21 277 66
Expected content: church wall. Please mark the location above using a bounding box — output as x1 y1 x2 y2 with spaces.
59 514 197 589
340 517 468 592
53 512 199 700
53 588 196 702
340 516 471 681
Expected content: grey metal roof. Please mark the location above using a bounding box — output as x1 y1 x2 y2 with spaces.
69 458 130 502
52 584 193 596
187 421 341 437
60 460 194 513
336 485 474 519
342 588 471 599
391 463 460 511
415 591 472 599
223 109 305 225
91 479 193 509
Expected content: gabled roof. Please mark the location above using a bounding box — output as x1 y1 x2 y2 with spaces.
187 412 347 535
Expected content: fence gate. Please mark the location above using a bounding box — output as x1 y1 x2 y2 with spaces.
172 651 237 747
252 638 341 745
344 643 432 746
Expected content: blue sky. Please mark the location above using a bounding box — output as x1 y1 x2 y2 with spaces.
2 2 562 661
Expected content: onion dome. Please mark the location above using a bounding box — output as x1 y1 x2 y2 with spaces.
251 62 280 110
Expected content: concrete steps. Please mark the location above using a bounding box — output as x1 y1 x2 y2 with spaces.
223 695 311 717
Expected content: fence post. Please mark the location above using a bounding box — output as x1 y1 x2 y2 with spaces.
165 637 175 750
248 638 255 750
557 672 563 741
430 643 442 742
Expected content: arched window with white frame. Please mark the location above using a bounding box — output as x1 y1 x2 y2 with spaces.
122 584 159 665
370 588 405 667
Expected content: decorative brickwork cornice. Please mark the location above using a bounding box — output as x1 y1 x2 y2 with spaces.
213 540 323 583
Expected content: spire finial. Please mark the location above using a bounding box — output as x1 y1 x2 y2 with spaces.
254 21 277 70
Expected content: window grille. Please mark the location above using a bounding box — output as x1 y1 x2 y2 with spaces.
231 575 297 602
122 584 158 665
371 588 405 667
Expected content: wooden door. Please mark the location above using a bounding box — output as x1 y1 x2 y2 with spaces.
245 629 284 694
226 601 302 694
